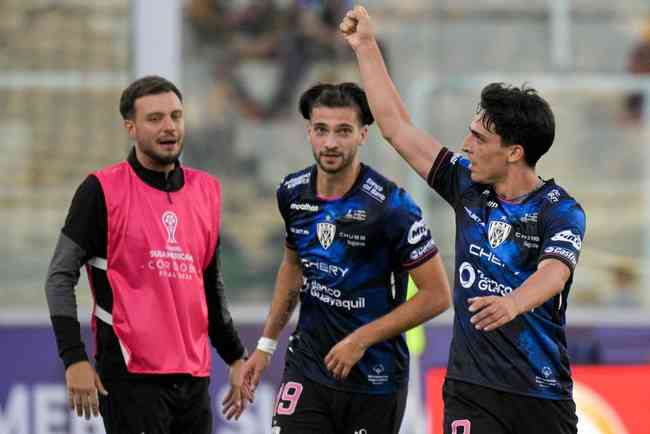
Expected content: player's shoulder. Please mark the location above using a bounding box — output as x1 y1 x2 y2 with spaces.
277 166 314 196
538 180 585 221
357 164 401 203
182 166 219 182
358 165 424 216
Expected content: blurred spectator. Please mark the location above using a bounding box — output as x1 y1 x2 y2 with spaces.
187 0 389 121
186 0 287 119
624 18 650 123
608 261 641 308
260 0 355 118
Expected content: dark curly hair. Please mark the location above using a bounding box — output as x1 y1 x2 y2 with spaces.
478 82 555 168
299 82 374 126
119 75 183 120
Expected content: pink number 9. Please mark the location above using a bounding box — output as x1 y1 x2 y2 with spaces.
275 381 304 416
451 419 471 434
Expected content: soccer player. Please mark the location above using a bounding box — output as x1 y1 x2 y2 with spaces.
341 7 586 434
240 82 451 434
44 75 248 433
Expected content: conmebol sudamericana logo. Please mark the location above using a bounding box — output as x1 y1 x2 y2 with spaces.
162 211 178 244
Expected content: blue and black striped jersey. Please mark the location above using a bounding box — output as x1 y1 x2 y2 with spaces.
428 148 586 400
277 163 438 394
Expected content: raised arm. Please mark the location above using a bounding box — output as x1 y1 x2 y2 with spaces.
340 5 445 179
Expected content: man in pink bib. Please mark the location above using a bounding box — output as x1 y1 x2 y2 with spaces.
45 75 248 433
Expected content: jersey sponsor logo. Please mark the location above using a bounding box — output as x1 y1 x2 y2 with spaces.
338 231 366 247
317 221 336 249
301 259 349 277
546 189 561 203
408 219 429 245
515 232 540 249
306 280 366 310
469 244 504 267
458 261 513 296
368 364 388 385
464 207 485 227
487 200 498 208
361 177 386 203
487 220 512 248
520 212 538 223
551 229 582 250
544 246 577 266
410 238 436 261
162 211 178 244
340 208 367 222
536 366 559 389
290 227 309 236
284 173 310 189
290 202 318 212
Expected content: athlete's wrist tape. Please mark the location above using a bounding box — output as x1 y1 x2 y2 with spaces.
257 337 278 355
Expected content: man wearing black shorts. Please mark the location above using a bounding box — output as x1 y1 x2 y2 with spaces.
241 82 452 433
45 75 248 433
342 7 586 434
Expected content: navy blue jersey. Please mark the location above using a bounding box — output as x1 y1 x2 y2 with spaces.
277 164 438 394
428 148 586 400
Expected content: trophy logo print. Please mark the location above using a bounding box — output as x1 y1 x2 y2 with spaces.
162 211 179 244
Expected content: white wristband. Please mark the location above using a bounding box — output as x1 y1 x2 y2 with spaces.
257 337 278 355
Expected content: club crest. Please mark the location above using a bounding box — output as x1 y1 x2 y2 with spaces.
317 222 336 249
488 220 512 248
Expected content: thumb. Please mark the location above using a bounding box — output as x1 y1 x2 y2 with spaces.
95 375 108 396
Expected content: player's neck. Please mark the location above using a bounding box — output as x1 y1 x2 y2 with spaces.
316 163 361 199
494 168 542 203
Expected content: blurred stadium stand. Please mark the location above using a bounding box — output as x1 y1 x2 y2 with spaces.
1 0 649 313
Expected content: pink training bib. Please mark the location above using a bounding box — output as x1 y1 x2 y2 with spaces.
94 162 220 376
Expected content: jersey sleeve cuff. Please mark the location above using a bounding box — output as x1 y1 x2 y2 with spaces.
61 346 89 369
402 246 439 270
538 254 575 274
426 148 451 188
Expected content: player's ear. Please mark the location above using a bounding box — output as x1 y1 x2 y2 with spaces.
124 119 136 139
360 125 368 144
507 144 525 163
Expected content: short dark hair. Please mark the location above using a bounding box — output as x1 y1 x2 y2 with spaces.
299 82 374 126
119 75 183 120
478 82 555 167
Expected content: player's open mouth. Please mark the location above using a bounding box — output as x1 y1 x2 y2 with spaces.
158 139 177 147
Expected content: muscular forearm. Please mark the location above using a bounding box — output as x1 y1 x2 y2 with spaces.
508 259 569 314
351 290 447 349
354 40 443 179
261 252 302 340
354 41 410 138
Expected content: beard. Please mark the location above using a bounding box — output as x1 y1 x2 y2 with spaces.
313 149 356 174
140 139 184 165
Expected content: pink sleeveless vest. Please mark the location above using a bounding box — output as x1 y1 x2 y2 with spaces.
93 161 220 376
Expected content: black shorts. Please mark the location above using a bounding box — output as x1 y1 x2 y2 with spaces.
443 379 578 434
272 365 407 434
98 375 212 434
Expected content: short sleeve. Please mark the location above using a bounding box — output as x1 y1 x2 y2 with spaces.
538 200 586 272
385 188 438 270
276 179 297 250
427 147 475 207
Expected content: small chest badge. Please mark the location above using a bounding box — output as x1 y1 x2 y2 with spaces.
317 221 336 250
488 220 512 248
